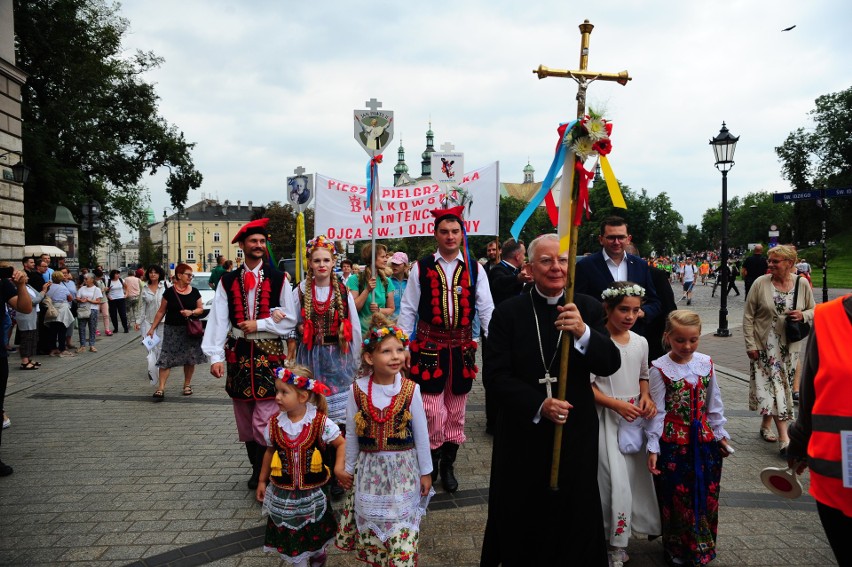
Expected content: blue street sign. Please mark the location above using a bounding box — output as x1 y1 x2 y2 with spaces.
772 190 819 203
825 187 852 198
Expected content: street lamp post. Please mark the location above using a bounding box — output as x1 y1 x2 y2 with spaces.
710 122 739 338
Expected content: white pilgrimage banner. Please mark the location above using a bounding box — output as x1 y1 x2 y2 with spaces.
314 162 499 240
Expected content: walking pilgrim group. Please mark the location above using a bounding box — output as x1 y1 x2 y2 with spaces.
198 214 734 567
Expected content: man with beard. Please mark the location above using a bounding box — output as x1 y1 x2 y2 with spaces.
202 218 297 489
483 239 501 277
480 234 620 566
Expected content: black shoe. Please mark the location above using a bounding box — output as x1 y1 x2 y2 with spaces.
0 460 12 477
440 442 459 493
246 441 261 490
430 447 442 483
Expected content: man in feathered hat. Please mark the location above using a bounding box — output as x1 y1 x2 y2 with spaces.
397 205 494 492
202 218 298 490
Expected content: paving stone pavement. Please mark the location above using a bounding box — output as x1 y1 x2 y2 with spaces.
1 282 848 566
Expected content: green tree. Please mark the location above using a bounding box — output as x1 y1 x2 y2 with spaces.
775 86 852 244
137 233 162 268
255 202 315 261
647 193 683 257
15 0 202 259
683 225 704 253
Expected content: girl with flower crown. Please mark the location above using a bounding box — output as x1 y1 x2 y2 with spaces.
287 235 361 497
255 365 346 567
335 313 434 567
591 281 660 567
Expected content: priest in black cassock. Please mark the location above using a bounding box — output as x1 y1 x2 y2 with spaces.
480 234 621 567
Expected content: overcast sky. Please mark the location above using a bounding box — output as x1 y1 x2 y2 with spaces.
117 0 851 237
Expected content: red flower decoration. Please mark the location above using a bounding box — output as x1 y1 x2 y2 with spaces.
592 139 612 156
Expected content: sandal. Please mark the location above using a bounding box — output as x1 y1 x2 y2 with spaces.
760 428 777 442
152 390 165 402
779 440 790 459
19 362 38 370
182 386 193 396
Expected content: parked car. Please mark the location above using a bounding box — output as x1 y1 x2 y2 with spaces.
190 271 216 321
278 258 297 282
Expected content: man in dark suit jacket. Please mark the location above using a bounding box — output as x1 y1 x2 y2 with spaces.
574 216 661 336
487 238 532 307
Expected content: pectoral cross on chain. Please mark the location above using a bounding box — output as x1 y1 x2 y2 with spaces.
539 373 557 398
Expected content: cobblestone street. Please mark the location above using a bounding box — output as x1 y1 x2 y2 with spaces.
1 281 848 566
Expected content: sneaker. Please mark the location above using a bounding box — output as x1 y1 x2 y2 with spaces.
2 413 9 429
686 299 692 305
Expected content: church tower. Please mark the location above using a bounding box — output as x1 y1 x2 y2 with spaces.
394 138 409 186
420 122 435 178
523 161 535 183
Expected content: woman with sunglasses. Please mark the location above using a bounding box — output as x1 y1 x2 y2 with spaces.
146 264 207 401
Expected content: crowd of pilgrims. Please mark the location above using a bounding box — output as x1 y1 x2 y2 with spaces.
183 210 741 567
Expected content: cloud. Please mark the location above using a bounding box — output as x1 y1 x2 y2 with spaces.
117 0 852 236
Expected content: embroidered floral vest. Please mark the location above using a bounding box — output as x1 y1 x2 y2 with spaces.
298 280 352 351
221 262 285 327
353 379 416 452
415 254 475 330
658 365 715 445
268 412 331 491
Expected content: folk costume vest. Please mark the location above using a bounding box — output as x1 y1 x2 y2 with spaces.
353 378 416 452
221 262 287 401
409 255 479 395
653 354 716 445
807 296 852 516
268 412 331 491
298 279 353 352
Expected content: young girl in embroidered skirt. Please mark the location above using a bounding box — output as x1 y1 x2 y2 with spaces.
255 365 346 567
646 310 734 566
591 282 661 567
335 314 434 567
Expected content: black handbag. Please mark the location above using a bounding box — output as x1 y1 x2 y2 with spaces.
784 276 811 343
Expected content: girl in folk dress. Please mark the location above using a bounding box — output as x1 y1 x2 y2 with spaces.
591 282 660 567
647 311 733 566
255 365 346 567
336 314 434 567
289 235 361 497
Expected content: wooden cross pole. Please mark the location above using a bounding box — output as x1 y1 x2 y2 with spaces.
534 19 631 490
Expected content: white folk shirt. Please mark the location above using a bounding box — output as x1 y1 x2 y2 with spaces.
397 251 494 339
201 264 297 364
292 280 363 361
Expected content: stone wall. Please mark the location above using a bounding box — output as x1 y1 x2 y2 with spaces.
0 0 27 264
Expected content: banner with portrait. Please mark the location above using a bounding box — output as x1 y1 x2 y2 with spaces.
314 162 499 240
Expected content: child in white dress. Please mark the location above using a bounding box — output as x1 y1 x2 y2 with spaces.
336 314 434 567
592 282 661 567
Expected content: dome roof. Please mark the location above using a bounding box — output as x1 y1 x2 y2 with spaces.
41 205 78 226
523 162 535 173
145 207 156 225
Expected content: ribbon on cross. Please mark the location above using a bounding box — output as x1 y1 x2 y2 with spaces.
365 154 383 207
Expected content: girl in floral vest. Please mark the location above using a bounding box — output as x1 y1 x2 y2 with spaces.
255 365 346 567
646 310 734 566
336 314 434 567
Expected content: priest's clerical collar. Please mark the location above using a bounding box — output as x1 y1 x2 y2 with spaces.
534 285 564 305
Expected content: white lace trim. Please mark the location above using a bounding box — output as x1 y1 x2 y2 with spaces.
653 352 711 381
262 486 328 531
276 403 318 436
262 540 330 565
354 487 435 542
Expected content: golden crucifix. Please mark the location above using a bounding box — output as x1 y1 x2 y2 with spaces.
533 19 632 490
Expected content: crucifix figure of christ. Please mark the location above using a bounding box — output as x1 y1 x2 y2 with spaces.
539 372 557 399
533 19 631 489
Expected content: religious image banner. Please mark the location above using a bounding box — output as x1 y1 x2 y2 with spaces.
314 162 499 240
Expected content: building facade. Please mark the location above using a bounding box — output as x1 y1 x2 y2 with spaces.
160 199 257 272
0 0 28 264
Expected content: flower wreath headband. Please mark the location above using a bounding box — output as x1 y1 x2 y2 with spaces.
363 325 410 348
273 367 332 397
601 284 645 300
306 234 337 258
